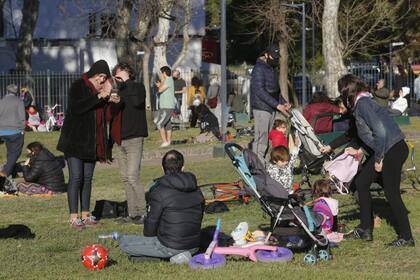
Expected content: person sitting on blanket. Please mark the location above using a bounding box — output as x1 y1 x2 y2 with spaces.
17 142 66 195
311 179 344 243
266 134 300 193
119 150 204 261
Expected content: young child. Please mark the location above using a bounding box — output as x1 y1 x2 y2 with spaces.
312 179 343 243
266 145 298 193
389 87 410 116
268 119 288 148
26 106 41 132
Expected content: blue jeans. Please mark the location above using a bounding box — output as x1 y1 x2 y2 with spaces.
66 157 95 214
0 133 24 176
119 235 197 258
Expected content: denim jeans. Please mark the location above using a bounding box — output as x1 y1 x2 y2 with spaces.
0 133 24 176
252 109 275 163
116 137 145 217
119 235 197 258
66 157 96 214
174 94 182 114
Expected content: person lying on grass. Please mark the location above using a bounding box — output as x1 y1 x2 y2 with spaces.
119 150 204 261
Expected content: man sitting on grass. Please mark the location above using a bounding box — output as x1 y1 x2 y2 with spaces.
119 150 204 262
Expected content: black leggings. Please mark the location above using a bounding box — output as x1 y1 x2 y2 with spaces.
354 140 412 239
67 157 96 214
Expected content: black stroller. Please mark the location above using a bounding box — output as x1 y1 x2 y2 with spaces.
225 143 330 264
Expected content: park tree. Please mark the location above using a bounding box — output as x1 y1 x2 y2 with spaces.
314 0 405 97
15 0 39 72
238 0 303 103
322 0 346 97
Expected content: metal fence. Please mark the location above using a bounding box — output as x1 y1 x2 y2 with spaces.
0 71 79 118
0 69 249 116
1 62 412 117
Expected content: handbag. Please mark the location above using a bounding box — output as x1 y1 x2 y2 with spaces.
207 96 218 108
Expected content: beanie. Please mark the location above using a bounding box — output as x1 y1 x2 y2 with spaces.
86 60 111 78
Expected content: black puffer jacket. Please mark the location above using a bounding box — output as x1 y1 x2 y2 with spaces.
250 58 286 113
144 172 204 250
22 149 66 192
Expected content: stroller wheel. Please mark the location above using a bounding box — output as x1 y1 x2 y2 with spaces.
303 253 317 265
318 249 330 261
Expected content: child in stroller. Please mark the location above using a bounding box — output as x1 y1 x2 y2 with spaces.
224 143 330 262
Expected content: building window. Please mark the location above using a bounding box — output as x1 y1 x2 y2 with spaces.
88 13 96 37
100 14 115 38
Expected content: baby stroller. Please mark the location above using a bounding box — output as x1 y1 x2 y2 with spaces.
289 109 331 181
224 143 330 264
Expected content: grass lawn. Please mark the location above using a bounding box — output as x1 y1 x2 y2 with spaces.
0 118 420 279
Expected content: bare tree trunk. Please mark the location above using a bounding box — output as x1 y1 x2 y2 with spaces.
16 0 39 72
278 40 289 103
172 0 190 70
153 0 174 72
115 0 133 63
322 0 347 98
0 0 5 37
142 44 152 109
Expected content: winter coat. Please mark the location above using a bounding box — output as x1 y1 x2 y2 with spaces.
144 172 204 250
354 94 404 162
57 77 109 161
250 58 286 113
22 149 66 192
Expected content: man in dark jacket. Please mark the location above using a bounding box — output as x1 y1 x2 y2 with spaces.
251 45 290 163
119 150 204 260
112 62 148 225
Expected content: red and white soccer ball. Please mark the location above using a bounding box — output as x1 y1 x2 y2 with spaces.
81 244 109 270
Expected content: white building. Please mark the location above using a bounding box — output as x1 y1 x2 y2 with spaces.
0 0 205 73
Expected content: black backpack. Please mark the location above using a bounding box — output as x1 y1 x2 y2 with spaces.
92 200 128 220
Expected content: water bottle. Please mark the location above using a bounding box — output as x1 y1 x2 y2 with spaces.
98 231 120 240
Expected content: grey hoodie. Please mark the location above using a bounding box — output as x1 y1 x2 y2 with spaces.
0 94 25 132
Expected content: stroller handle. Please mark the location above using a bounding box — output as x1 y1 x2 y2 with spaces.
224 143 243 161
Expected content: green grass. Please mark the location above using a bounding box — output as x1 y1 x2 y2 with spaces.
1 119 420 279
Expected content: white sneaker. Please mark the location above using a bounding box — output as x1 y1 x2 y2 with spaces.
160 142 170 148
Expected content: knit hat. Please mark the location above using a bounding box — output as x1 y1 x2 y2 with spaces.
6 84 18 94
265 44 280 59
86 60 111 78
401 87 410 97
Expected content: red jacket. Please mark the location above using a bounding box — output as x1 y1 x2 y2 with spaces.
268 129 288 148
303 102 340 134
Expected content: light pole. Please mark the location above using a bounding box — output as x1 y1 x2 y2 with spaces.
388 42 404 91
220 0 227 137
283 2 306 105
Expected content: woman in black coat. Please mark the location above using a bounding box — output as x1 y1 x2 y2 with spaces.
57 60 120 229
17 142 65 195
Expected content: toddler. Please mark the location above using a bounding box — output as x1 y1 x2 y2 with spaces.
312 179 343 243
266 145 298 193
268 119 288 148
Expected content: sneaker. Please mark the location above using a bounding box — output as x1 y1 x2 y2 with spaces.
116 215 145 225
70 218 85 230
386 238 415 247
344 227 373 241
82 215 98 226
160 142 170 148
